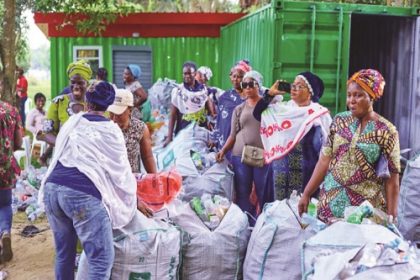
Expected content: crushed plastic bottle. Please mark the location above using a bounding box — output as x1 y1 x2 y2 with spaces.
28 208 44 222
190 194 231 230
301 213 326 233
190 150 204 171
347 201 374 224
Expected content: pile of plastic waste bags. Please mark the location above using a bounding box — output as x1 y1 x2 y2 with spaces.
13 166 48 222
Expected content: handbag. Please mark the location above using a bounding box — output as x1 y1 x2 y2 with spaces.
235 104 265 168
241 144 265 168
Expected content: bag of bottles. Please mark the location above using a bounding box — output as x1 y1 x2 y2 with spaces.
170 201 250 280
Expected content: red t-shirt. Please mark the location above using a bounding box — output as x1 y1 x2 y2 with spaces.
16 76 28 98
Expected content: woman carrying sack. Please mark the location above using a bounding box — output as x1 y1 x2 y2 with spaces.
216 70 273 225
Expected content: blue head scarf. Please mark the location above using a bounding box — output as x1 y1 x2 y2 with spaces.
127 64 141 79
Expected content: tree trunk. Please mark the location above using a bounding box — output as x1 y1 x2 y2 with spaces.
0 0 17 106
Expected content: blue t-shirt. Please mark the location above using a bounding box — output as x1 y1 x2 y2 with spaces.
214 89 245 149
46 114 109 200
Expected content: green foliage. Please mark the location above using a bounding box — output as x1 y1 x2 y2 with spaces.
35 0 142 35
15 0 32 70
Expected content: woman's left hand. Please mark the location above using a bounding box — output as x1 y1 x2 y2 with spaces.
137 199 153 218
215 150 225 162
268 80 285 96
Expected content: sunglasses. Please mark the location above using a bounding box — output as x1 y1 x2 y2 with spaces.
241 81 258 89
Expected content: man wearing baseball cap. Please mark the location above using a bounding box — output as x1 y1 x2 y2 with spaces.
108 89 156 174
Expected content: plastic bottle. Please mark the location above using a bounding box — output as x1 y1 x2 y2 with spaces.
11 196 19 214
190 150 203 170
28 208 44 222
190 197 208 221
25 204 37 217
347 202 374 224
307 198 318 217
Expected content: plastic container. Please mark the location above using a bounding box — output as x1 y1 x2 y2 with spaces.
307 198 318 217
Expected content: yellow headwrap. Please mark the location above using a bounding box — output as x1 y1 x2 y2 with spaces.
67 60 92 81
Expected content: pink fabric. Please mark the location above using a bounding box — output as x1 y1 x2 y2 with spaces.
234 60 252 73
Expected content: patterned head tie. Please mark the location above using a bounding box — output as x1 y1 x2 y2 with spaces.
232 59 252 74
348 69 385 101
67 60 92 81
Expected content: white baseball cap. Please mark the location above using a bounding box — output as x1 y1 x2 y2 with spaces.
107 89 133 115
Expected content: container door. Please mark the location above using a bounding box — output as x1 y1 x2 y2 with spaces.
112 46 153 90
349 14 419 151
273 2 351 114
409 17 420 153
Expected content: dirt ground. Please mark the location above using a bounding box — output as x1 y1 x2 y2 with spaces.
0 212 54 280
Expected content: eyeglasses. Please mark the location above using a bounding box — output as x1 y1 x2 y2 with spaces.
241 81 258 89
291 84 307 91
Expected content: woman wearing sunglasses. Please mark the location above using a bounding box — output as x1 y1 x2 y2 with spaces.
216 70 273 225
253 72 332 201
210 60 251 161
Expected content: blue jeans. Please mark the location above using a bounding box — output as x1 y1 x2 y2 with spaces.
43 183 114 280
0 189 12 235
231 156 273 224
19 96 27 127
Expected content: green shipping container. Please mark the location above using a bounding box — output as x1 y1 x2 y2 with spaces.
49 37 221 97
221 0 419 114
221 0 420 150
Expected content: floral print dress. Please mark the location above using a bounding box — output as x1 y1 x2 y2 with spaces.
318 111 400 222
0 101 22 189
122 117 145 173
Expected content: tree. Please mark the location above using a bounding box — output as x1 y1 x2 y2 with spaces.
0 0 31 105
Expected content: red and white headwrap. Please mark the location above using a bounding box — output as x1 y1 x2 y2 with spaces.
348 69 385 101
231 59 252 74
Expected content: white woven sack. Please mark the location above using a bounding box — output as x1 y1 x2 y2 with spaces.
398 155 420 242
177 154 234 201
170 202 250 280
244 200 313 280
302 222 400 279
154 123 209 171
76 211 182 280
308 246 420 280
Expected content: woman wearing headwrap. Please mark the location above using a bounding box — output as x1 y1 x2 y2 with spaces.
216 70 273 225
298 69 400 223
253 72 332 200
195 66 220 126
164 61 215 146
123 64 153 123
39 60 92 147
210 60 251 159
39 81 137 279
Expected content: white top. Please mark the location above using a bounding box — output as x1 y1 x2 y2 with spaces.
39 113 137 229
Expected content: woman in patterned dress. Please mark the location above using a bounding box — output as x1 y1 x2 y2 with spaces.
0 100 22 263
108 89 156 174
298 69 400 223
